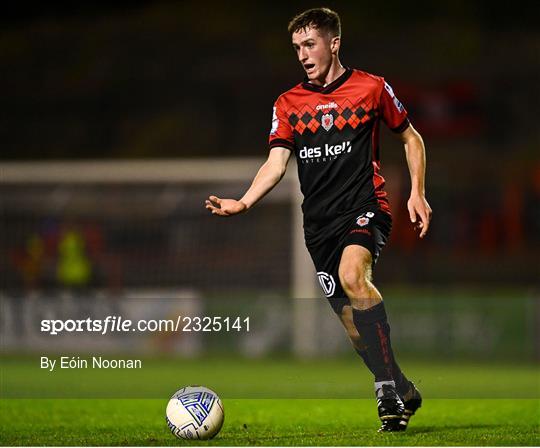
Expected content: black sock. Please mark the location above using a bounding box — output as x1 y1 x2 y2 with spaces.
391 360 410 397
355 345 410 396
352 302 401 385
354 346 372 370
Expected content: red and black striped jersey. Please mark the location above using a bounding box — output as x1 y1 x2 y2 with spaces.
268 68 409 241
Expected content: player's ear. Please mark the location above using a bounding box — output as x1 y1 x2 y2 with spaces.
330 35 341 54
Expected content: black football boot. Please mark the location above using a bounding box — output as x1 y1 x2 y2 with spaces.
398 381 422 430
376 384 405 432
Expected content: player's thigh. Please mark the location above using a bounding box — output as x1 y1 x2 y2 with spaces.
306 236 351 314
338 209 391 287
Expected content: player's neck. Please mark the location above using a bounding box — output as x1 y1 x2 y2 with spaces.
312 60 346 87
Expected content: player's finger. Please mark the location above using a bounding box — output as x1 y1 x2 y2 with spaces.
209 195 221 205
213 209 230 217
408 204 417 223
206 202 226 215
419 211 430 238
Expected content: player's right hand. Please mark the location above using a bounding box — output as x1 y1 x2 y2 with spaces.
205 196 247 217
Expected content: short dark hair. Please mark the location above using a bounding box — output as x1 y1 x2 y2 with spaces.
287 7 341 37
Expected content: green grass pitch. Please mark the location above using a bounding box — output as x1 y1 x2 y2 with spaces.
1 357 539 445
1 398 538 446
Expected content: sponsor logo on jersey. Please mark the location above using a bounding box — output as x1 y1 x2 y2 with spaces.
316 102 338 111
299 141 351 159
321 113 334 131
317 271 336 297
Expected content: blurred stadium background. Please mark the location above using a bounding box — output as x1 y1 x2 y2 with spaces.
1 1 539 399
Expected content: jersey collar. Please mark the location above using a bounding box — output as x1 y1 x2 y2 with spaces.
301 67 352 94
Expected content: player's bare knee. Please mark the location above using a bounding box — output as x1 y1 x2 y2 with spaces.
338 268 358 293
339 267 370 297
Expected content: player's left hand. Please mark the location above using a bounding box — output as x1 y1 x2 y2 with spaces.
205 196 247 217
407 193 432 238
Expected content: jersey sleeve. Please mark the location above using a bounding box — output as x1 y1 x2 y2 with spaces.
380 80 410 133
268 98 294 151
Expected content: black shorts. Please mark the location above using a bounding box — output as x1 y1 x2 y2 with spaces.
305 208 392 315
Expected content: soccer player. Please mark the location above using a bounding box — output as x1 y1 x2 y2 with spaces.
205 7 432 432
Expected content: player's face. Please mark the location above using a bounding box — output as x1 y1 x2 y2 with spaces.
292 26 336 84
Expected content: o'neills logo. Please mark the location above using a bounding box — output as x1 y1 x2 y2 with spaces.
315 102 338 111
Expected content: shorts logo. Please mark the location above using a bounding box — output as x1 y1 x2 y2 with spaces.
356 211 374 227
321 113 334 131
317 271 336 297
357 217 370 227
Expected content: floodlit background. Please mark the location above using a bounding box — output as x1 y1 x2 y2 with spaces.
1 1 539 399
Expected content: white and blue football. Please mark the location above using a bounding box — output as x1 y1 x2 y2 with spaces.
166 386 224 440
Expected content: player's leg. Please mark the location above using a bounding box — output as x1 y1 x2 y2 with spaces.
336 302 422 430
339 209 422 430
337 303 410 394
307 212 421 430
336 303 372 366
338 245 405 431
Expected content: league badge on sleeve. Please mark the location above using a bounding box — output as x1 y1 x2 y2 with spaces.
384 82 404 113
270 107 279 135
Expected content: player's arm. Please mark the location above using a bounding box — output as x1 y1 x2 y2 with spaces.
397 124 432 238
205 147 291 217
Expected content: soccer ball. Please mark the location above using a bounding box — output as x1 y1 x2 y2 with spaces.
165 386 224 440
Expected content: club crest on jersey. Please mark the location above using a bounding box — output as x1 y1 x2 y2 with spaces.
321 113 334 131
317 271 336 297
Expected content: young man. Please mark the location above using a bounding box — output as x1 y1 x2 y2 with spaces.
205 8 432 432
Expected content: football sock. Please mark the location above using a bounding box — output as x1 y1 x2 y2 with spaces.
374 380 396 396
354 347 372 369
352 301 399 383
354 346 410 397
